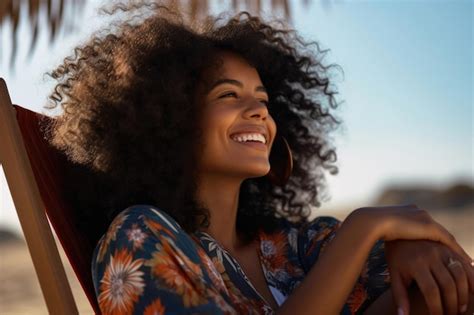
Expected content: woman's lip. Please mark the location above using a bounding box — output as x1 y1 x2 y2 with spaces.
231 139 267 151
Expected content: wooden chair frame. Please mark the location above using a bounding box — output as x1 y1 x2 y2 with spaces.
0 78 79 314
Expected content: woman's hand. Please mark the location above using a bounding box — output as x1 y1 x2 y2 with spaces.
354 204 472 264
385 239 474 315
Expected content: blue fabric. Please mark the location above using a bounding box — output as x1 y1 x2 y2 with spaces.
91 205 391 314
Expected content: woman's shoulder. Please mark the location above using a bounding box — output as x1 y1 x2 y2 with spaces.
90 205 236 314
111 204 183 233
257 214 342 262
260 215 342 269
105 204 182 235
270 214 342 237
298 215 342 238
92 204 185 266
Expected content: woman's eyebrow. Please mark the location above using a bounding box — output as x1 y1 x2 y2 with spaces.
207 78 267 94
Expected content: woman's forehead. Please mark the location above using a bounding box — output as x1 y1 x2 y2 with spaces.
201 52 262 91
212 51 256 73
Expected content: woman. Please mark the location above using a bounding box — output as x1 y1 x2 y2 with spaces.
44 2 473 314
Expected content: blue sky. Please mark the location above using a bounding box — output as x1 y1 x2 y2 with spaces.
289 0 473 204
1 0 472 233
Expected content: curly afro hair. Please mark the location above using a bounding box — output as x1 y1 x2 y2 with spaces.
43 1 343 246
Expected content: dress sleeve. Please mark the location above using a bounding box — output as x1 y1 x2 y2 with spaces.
297 216 392 315
91 205 236 315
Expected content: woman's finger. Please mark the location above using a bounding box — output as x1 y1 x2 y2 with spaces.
390 272 410 315
415 268 443 315
460 256 474 295
465 260 474 294
440 247 474 295
432 222 472 264
451 251 474 295
431 261 459 315
445 257 470 314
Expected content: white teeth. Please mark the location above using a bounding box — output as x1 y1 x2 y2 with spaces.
231 133 266 144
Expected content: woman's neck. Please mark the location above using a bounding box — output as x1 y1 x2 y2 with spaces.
196 173 245 252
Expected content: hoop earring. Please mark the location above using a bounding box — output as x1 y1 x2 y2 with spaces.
266 135 293 187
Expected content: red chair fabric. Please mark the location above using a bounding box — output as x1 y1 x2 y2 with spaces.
14 105 101 315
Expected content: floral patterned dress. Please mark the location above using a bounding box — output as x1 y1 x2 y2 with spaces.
91 205 391 315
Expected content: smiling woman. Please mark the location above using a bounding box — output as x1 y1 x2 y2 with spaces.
44 1 342 255
42 1 474 315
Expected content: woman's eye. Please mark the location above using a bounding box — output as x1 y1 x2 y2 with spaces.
219 92 269 106
220 92 237 98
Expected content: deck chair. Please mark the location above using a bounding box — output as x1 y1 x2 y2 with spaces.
0 78 101 314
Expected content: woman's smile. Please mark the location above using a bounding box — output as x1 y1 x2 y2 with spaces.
230 131 268 152
231 138 268 152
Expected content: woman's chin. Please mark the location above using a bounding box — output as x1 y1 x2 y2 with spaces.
242 166 271 179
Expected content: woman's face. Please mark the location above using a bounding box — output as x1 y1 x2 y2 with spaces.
196 51 277 180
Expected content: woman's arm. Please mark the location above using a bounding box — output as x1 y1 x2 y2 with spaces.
276 210 380 315
276 205 471 315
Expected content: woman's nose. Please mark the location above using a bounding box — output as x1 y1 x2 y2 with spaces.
244 98 268 119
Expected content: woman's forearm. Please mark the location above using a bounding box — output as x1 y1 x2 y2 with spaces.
276 210 382 315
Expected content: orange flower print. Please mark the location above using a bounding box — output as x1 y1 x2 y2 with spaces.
143 298 166 315
211 257 239 297
346 281 368 314
197 247 228 295
210 260 258 314
97 213 129 263
305 225 339 258
205 288 237 315
211 256 226 275
143 216 177 240
98 248 145 315
260 231 287 270
126 223 147 250
145 236 207 307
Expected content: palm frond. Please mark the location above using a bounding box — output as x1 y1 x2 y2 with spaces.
1 0 84 71
1 0 320 71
